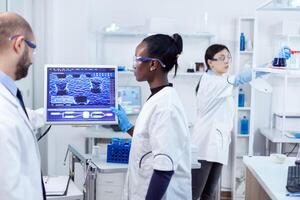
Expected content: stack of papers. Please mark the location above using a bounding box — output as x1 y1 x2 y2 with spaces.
43 176 70 196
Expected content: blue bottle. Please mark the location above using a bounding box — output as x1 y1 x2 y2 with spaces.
238 88 245 107
240 116 249 135
240 33 245 51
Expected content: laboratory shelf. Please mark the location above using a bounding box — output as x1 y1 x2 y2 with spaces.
118 71 133 75
233 16 255 200
118 71 203 78
253 67 300 77
257 1 300 11
274 34 300 39
173 72 204 77
259 128 300 143
236 155 247 159
238 107 251 111
240 51 253 54
237 134 250 138
85 127 131 139
100 31 216 39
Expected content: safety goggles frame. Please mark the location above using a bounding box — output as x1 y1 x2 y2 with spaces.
211 55 232 63
9 35 37 51
133 56 166 68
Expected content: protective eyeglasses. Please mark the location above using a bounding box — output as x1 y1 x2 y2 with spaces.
211 55 232 63
9 35 37 54
133 56 166 68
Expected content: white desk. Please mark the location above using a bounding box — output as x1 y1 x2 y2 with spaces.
47 178 83 200
68 144 201 200
243 156 298 200
260 128 300 154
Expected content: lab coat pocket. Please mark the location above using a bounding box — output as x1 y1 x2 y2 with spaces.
214 122 231 150
138 151 154 179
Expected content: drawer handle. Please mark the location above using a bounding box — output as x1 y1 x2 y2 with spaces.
104 181 114 183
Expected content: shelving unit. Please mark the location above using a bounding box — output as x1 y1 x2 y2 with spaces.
249 1 300 162
238 107 251 111
118 70 203 77
239 51 253 55
96 31 216 71
252 67 300 154
232 16 256 200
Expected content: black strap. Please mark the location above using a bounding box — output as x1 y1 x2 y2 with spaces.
16 89 46 200
195 75 203 95
41 173 46 200
16 89 29 118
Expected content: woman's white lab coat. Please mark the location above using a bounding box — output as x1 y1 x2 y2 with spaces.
122 87 191 200
192 72 236 165
0 83 44 200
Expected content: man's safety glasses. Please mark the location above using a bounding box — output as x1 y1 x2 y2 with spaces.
9 35 37 52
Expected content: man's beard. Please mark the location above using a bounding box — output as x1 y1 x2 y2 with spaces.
15 47 32 80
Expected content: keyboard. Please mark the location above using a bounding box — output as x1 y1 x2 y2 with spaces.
286 166 300 193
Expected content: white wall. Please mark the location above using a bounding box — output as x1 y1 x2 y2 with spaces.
34 0 265 107
0 0 7 12
6 0 34 107
34 0 266 191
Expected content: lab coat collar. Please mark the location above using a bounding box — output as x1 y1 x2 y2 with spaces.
207 69 229 77
148 83 173 100
0 83 34 133
0 70 17 96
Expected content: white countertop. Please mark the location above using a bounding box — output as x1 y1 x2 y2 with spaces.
243 156 298 200
91 155 128 173
91 154 201 173
68 145 200 175
47 178 83 200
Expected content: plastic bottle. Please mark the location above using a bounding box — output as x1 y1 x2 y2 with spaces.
238 88 245 107
289 51 300 69
240 116 249 135
240 33 245 51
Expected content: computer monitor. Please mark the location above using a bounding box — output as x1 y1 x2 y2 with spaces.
118 86 141 115
44 65 118 124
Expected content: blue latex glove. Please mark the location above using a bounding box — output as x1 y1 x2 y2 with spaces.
234 64 269 87
111 105 133 132
277 46 291 59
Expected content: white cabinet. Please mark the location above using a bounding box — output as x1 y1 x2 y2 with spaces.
96 173 126 200
232 17 255 200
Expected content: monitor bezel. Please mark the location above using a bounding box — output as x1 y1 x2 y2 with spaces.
44 64 118 125
118 85 142 115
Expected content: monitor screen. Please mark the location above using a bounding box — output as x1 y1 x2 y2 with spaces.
118 86 141 115
44 65 118 124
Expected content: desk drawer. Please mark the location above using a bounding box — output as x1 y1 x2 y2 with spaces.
97 173 125 186
96 185 123 200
